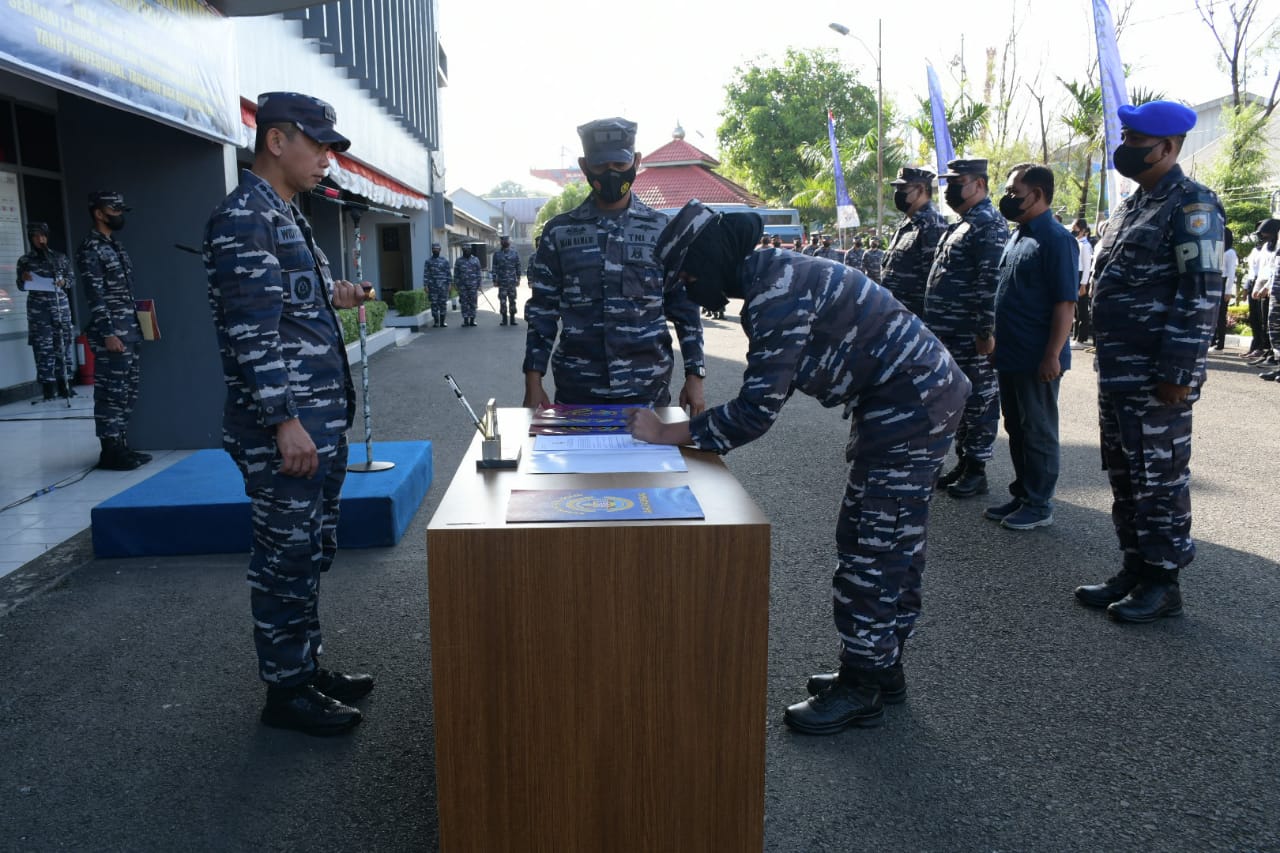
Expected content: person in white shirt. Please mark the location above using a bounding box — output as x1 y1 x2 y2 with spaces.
1246 219 1279 363
1070 218 1095 348
1212 228 1238 350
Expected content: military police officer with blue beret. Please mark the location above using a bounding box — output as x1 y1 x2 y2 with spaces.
632 200 969 735
205 92 373 735
523 117 706 410
1074 100 1225 623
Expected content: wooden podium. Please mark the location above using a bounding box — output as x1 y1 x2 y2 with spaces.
427 409 770 852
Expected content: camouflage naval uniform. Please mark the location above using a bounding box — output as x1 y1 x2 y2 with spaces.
491 245 522 323
881 203 947 318
16 245 75 386
861 247 885 283
681 245 968 674
815 244 844 261
77 229 141 439
923 196 1008 467
423 251 452 326
523 194 704 404
843 246 865 270
453 252 482 324
204 169 356 687
1091 163 1224 575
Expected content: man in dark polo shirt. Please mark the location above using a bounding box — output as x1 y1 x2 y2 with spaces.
983 163 1078 530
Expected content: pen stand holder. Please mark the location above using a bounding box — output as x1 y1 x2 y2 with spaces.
476 435 520 470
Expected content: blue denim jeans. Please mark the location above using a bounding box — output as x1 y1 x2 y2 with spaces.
997 371 1061 511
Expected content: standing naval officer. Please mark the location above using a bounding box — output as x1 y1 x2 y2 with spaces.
632 201 968 735
453 244 482 327
924 158 1009 498
16 221 76 402
205 92 371 735
423 242 452 327
492 234 521 326
1073 100 1225 623
522 117 706 410
880 167 948 318
77 190 150 471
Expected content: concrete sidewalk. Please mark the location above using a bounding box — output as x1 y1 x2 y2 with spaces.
1 298 1277 851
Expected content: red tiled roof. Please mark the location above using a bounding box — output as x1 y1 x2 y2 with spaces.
529 168 585 187
633 164 763 208
642 137 719 167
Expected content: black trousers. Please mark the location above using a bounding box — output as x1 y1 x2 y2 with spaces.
1212 296 1229 348
1248 294 1271 351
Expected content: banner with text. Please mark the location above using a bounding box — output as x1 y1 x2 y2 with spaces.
0 0 239 144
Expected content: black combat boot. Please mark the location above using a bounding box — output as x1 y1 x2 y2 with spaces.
260 683 362 736
121 433 152 465
1107 570 1183 623
936 456 966 490
56 377 77 398
1074 556 1143 608
97 436 143 471
946 459 989 498
311 668 375 704
35 381 57 402
500 314 508 326
784 666 884 735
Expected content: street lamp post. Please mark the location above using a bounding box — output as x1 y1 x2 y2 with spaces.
830 20 883 240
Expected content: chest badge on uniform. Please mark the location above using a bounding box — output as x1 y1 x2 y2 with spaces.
288 271 315 303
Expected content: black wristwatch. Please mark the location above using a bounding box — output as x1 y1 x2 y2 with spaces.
686 365 706 378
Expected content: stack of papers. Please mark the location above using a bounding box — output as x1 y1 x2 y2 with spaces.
525 434 687 474
529 403 638 435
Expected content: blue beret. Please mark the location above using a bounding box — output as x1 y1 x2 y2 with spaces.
1118 100 1197 137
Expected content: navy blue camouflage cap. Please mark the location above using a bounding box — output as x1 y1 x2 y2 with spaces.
1118 100 1197 137
577 117 637 166
653 199 720 286
256 91 351 152
890 166 936 186
25 220 49 235
939 158 988 179
88 190 131 211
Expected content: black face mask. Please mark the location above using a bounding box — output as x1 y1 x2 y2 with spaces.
998 194 1028 221
106 213 126 231
431 250 440 258
1113 142 1160 179
893 190 913 214
585 163 637 204
681 274 729 311
944 182 968 210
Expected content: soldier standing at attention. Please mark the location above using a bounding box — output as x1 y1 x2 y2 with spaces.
492 234 521 326
205 92 370 735
861 238 886 283
423 242 452 327
843 236 865 270
453 245 481 327
16 221 76 403
522 117 706 410
880 167 948 319
1073 101 1225 623
77 191 150 471
816 235 843 261
924 158 1009 498
801 233 821 256
632 201 968 735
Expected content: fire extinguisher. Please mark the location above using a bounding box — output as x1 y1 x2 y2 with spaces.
76 333 95 385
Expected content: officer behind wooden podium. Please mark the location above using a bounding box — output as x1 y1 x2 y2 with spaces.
204 92 372 736
632 200 970 735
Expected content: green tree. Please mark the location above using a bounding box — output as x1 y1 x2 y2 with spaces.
790 125 907 240
907 97 990 161
1200 103 1273 241
487 180 530 198
717 48 877 204
531 182 590 244
1058 79 1103 218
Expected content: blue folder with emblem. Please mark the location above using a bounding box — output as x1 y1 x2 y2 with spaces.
506 486 704 523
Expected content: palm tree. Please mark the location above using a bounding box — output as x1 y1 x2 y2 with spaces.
1059 79 1103 217
791 128 907 241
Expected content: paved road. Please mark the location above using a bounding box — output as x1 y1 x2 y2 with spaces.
2 297 1277 852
